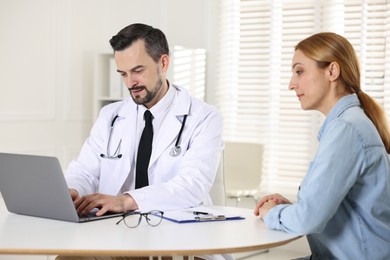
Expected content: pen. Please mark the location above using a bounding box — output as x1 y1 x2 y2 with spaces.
192 211 211 215
195 215 226 221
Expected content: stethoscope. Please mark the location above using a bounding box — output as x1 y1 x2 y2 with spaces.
100 114 188 159
100 115 123 159
169 114 187 157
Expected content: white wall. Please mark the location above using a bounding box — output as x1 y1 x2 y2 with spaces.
0 0 218 168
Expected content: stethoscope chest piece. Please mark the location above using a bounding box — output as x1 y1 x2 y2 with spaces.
169 146 182 157
168 114 188 157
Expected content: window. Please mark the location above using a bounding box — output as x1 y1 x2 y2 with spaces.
216 0 390 200
173 46 207 101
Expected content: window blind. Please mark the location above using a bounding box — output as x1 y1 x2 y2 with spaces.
386 2 390 118
216 0 390 200
173 46 207 101
344 1 387 102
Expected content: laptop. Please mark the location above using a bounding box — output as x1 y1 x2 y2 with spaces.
0 152 123 222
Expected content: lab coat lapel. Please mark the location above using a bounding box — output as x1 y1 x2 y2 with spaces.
100 99 138 194
149 87 190 166
150 114 182 164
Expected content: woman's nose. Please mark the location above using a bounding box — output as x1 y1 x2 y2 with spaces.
288 78 295 91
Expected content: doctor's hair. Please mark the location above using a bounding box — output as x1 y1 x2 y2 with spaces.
109 23 170 62
295 32 390 153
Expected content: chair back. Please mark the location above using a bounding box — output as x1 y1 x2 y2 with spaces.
224 142 263 193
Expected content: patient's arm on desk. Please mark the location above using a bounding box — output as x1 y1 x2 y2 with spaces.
254 193 291 218
255 200 277 218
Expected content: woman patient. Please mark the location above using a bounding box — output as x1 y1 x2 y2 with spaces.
255 32 390 259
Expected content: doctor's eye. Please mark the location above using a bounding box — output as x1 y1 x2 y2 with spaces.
133 69 144 75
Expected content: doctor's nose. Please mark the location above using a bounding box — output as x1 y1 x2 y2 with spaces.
123 76 139 89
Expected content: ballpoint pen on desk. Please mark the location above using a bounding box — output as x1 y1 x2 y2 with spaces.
192 211 226 221
195 215 226 221
192 211 212 216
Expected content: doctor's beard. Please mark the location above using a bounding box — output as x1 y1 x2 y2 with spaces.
129 77 164 106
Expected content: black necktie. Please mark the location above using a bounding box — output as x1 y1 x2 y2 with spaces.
135 110 153 189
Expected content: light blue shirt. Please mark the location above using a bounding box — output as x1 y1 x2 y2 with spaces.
264 94 390 259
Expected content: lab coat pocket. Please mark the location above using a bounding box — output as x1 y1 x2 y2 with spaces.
149 146 184 183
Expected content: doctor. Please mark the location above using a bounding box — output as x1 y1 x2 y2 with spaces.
65 23 223 218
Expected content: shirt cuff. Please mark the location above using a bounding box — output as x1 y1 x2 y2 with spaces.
263 204 289 230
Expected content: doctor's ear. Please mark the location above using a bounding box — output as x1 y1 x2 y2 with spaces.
328 62 340 82
160 54 170 73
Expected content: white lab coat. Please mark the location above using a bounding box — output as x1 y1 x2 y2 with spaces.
65 85 223 212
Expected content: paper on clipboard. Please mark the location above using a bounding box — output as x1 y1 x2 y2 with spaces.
162 206 245 224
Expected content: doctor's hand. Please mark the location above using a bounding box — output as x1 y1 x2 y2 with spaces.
254 193 291 218
69 189 80 202
74 193 138 216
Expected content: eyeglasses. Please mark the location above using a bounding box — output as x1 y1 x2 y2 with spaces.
116 210 164 228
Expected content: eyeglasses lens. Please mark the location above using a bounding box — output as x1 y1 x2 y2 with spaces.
123 210 163 228
145 210 163 226
123 213 142 228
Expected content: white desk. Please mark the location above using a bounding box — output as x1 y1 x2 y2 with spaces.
0 198 299 257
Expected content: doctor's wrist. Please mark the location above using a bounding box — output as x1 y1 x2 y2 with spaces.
121 193 138 211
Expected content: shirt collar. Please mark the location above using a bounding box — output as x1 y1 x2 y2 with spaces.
137 80 176 118
318 94 361 141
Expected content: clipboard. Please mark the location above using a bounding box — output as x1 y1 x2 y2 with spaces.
162 206 245 224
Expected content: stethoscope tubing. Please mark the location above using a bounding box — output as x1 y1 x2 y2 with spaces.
174 114 187 148
101 113 187 159
100 115 122 159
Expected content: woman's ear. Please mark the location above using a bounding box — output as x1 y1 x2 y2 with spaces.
328 62 340 82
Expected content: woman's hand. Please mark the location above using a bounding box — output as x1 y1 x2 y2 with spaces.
254 193 291 218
